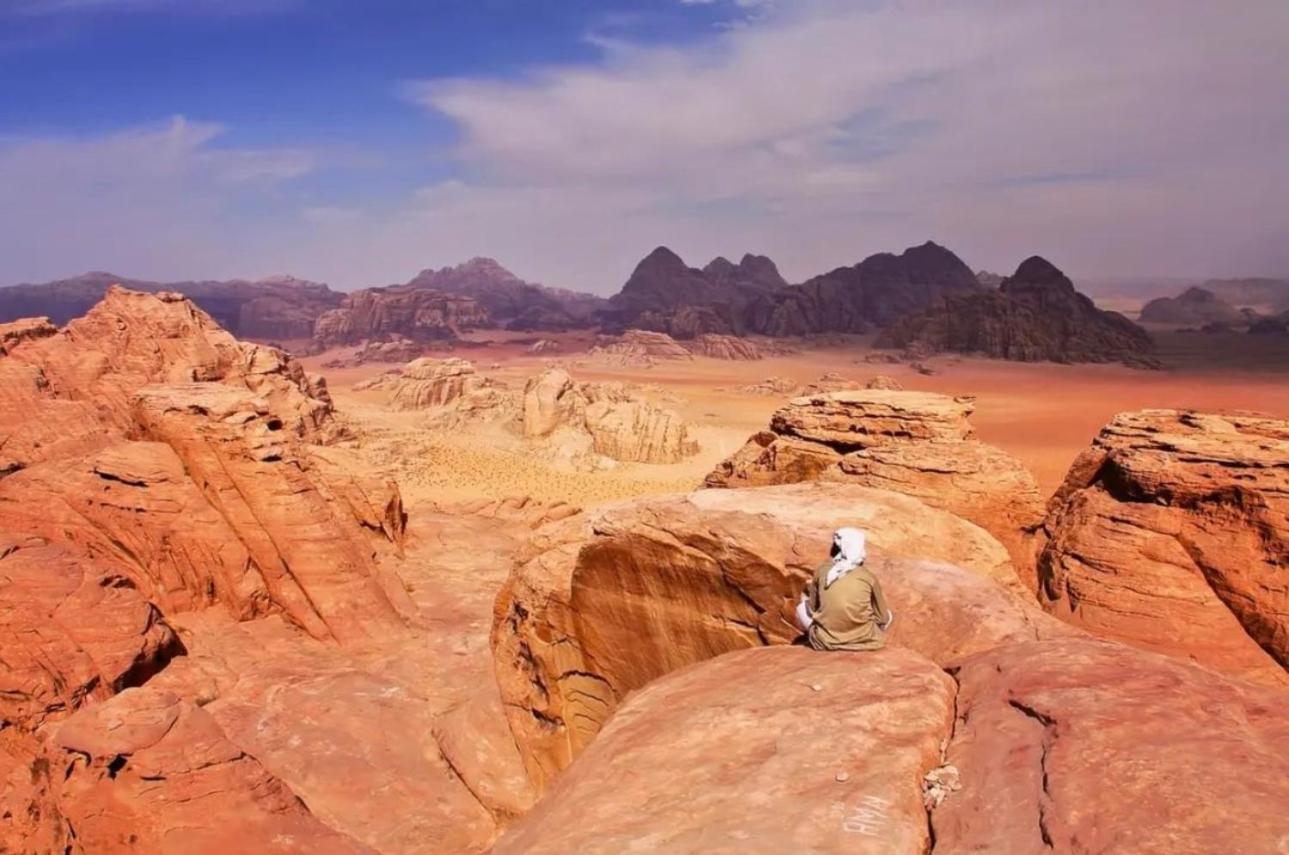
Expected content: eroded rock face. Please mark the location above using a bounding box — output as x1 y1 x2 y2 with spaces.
387 357 515 427
404 257 605 331
313 284 490 348
0 317 56 355
0 286 340 475
877 256 1160 368
687 333 765 360
587 328 694 366
496 646 956 855
26 686 371 853
520 368 698 466
492 482 1056 792
1039 409 1289 687
934 637 1289 853
705 390 1045 588
0 272 343 342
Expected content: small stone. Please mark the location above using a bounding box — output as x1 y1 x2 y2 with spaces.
810 684 823 692
835 771 850 783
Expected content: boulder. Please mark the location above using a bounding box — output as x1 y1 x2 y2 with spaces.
934 637 1289 853
865 374 904 390
495 646 956 854
492 482 1056 791
1039 409 1289 688
705 390 1045 588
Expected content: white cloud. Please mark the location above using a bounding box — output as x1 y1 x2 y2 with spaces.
391 0 1289 290
0 116 316 283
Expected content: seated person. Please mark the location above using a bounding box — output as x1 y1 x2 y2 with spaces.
795 527 893 651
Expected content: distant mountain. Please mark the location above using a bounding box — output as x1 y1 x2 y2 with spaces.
1139 287 1245 326
976 270 1006 288
877 256 1159 368
1200 278 1289 313
0 271 342 342
405 257 606 331
603 241 981 338
746 241 983 336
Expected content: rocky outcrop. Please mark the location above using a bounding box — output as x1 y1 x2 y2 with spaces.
0 271 343 342
492 482 1057 791
495 646 956 854
0 286 340 476
705 390 1045 587
877 256 1160 368
1039 409 1289 688
19 686 370 853
686 333 764 360
866 375 904 390
586 328 694 366
322 337 424 367
387 357 514 427
521 368 697 466
746 241 982 335
0 316 56 354
1139 286 1245 326
934 637 1289 853
312 284 489 348
402 257 605 331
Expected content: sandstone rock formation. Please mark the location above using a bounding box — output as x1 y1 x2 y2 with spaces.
1039 409 1289 687
933 637 1289 853
313 283 489 349
0 286 340 476
705 390 1045 587
866 374 904 390
521 368 697 467
877 256 1160 368
322 337 424 367
22 686 370 853
0 271 343 342
496 646 956 854
402 257 605 331
1139 286 1245 326
492 482 1056 791
386 357 515 427
586 328 694 366
500 635 1289 854
0 316 56 354
686 333 764 359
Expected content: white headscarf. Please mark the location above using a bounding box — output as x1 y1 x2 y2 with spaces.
825 527 867 588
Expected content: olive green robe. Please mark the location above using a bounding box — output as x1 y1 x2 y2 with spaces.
803 560 891 652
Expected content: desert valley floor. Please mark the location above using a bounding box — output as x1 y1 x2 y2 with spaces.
3 293 1288 853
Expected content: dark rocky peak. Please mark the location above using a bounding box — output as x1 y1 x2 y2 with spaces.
1001 256 1078 300
702 256 738 279
736 254 787 289
635 246 689 275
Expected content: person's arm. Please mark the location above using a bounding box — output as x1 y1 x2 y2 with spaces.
871 575 894 630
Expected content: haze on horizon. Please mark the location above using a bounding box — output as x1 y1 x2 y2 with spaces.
1 0 1286 294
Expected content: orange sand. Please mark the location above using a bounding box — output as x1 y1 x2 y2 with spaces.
302 333 1289 510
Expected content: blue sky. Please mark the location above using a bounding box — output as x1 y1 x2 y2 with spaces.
1 0 1287 292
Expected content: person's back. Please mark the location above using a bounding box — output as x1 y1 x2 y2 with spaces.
804 561 888 651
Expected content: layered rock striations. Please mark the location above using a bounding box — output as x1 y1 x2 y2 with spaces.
705 390 1045 587
586 328 694 366
877 256 1159 367
1039 408 1289 688
491 482 1054 791
521 368 698 466
312 284 490 349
